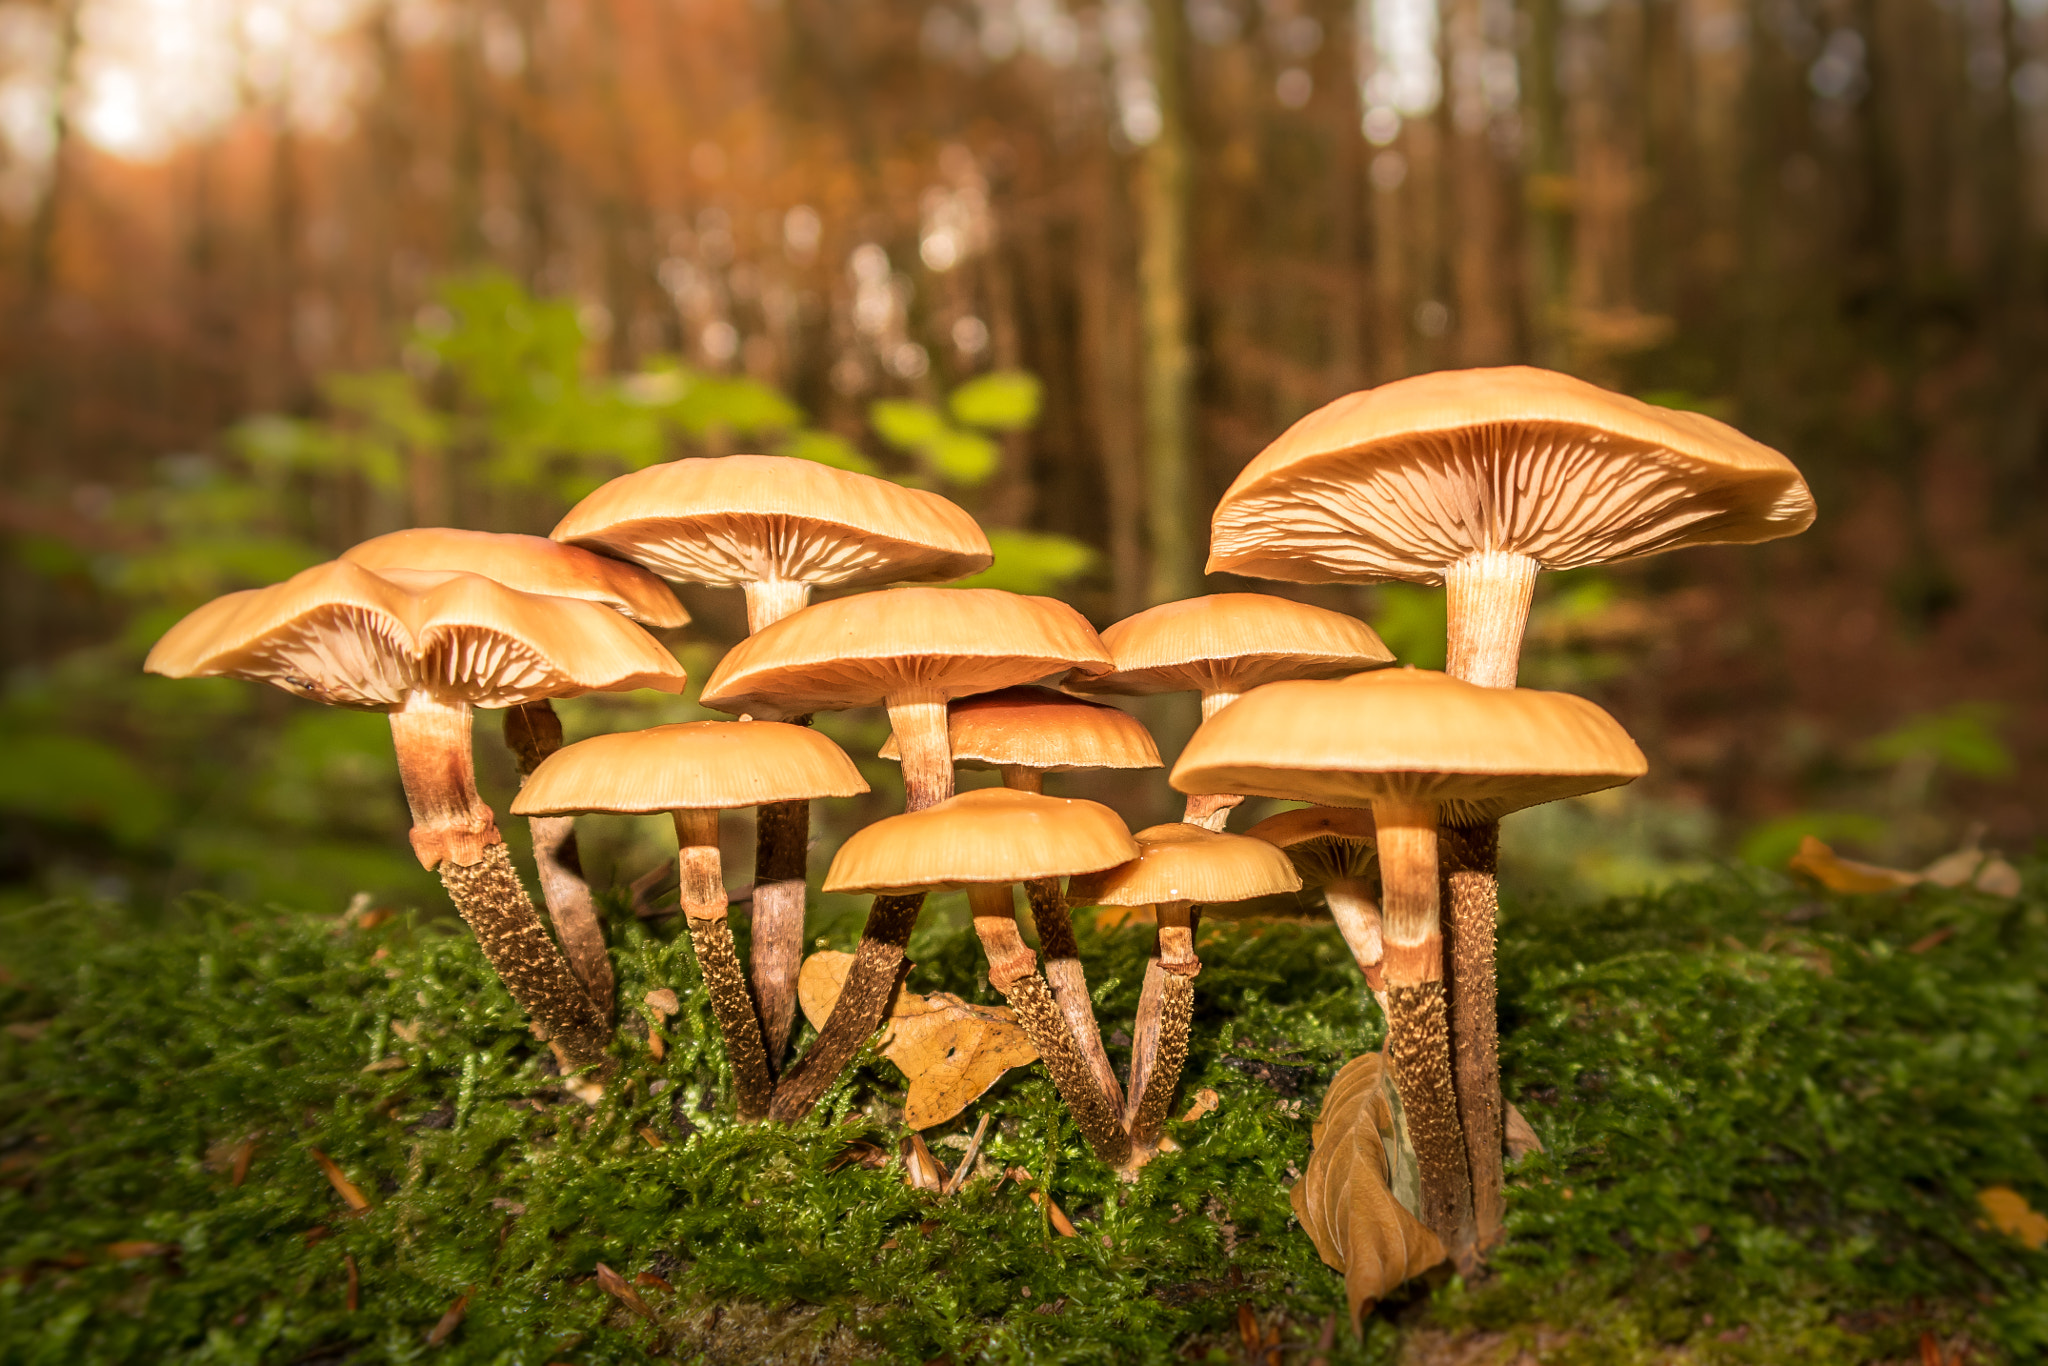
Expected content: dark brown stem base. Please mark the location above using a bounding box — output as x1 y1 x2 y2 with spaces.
1385 981 1476 1271
685 913 775 1121
1442 821 1504 1255
768 893 925 1123
995 972 1134 1169
439 843 610 1069
752 798 810 1069
504 700 613 1018
1027 877 1124 1115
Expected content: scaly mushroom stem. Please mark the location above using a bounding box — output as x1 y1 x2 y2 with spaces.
674 809 773 1121
503 700 614 1018
885 691 954 812
389 692 499 870
1374 801 1477 1270
1444 549 1539 690
1323 876 1390 1020
743 578 813 635
1441 821 1505 1254
1124 901 1200 1168
1182 691 1247 830
768 892 923 1123
439 844 612 1068
969 884 1132 1168
1002 765 1126 1116
752 797 809 1069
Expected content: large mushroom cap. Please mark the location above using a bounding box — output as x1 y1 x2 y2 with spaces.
699 587 1114 720
823 787 1138 894
550 454 993 589
1207 366 1816 585
145 560 688 711
1170 667 1646 824
1061 593 1394 698
1067 822 1302 908
342 527 688 628
876 685 1161 773
510 720 867 815
1244 806 1377 885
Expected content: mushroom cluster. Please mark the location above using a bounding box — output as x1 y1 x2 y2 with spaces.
144 366 1811 1261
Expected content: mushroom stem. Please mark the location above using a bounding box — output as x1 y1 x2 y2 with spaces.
1181 692 1247 829
673 809 773 1121
503 700 614 1019
885 691 954 812
1001 766 1126 1116
1125 900 1199 1167
1373 801 1477 1269
743 578 813 635
1444 549 1539 690
1441 821 1505 1254
968 884 1132 1168
389 692 499 870
751 796 809 1070
1323 877 1390 1019
768 892 924 1123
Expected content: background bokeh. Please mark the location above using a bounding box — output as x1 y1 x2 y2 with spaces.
1 0 2042 918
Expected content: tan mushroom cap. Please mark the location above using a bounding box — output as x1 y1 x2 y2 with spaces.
1244 806 1377 885
1171 668 1646 825
551 454 993 590
144 560 688 711
699 587 1114 720
1063 593 1393 700
876 685 1161 773
342 527 687 628
823 787 1139 895
510 720 867 815
1067 823 1302 908
1207 366 1816 585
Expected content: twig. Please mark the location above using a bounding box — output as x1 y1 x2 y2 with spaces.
942 1114 992 1197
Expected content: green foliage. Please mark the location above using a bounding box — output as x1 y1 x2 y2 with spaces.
1363 584 1447 670
947 371 1043 431
1860 703 2014 780
956 530 1098 596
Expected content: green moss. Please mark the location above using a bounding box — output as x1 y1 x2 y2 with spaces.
2 865 2044 1362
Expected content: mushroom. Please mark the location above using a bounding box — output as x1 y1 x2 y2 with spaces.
552 455 991 1066
144 560 689 1067
879 685 1161 1115
1171 667 1645 1265
1066 824 1300 1171
699 587 1114 1121
823 787 1140 1164
1206 367 1812 1249
340 526 689 1015
510 720 868 1119
1060 593 1393 829
1243 807 1384 1012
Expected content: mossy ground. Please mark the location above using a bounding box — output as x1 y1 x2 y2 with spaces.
2 866 2044 1364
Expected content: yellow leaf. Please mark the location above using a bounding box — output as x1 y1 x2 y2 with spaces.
1290 1053 1445 1327
1788 836 1920 893
1977 1187 2048 1249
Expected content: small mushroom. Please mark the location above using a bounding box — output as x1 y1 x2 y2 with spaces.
340 526 689 1016
145 560 688 1067
551 455 991 1064
1066 823 1300 1173
1060 593 1393 829
880 685 1161 1114
511 720 868 1119
1172 667 1645 1266
824 787 1140 1165
700 587 1113 1122
1243 807 1383 1010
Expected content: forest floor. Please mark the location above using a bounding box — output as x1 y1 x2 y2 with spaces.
2 863 2045 1365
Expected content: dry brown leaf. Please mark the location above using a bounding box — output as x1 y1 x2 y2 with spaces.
1973 857 2023 898
1291 1052 1446 1326
425 1291 469 1345
1182 1088 1221 1124
642 988 680 1018
105 1241 176 1259
1029 1190 1079 1236
1977 1186 2048 1249
594 1262 655 1319
901 1133 947 1192
1503 1103 1545 1161
308 1148 371 1213
800 951 1039 1129
1788 836 1921 893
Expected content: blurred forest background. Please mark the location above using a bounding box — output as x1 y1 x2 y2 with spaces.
0 0 2043 918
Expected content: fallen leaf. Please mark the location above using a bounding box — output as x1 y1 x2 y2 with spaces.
1789 836 1920 894
1029 1190 1079 1236
308 1148 371 1213
1291 1052 1446 1327
3 1021 50 1042
1503 1103 1545 1161
1973 857 2022 898
344 1254 359 1312
1181 1089 1221 1124
362 1055 408 1073
1978 1186 2048 1249
901 1133 947 1192
594 1262 655 1319
827 1141 889 1173
356 908 395 931
564 1076 605 1107
636 1270 673 1293
800 951 1039 1129
426 1291 469 1345
637 1127 665 1150
1907 927 1956 955
942 1113 993 1196
105 1241 176 1259
643 988 679 1018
